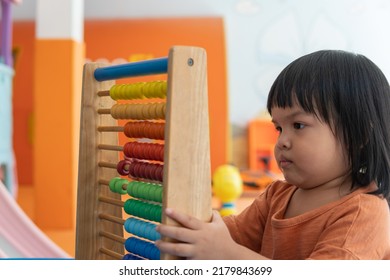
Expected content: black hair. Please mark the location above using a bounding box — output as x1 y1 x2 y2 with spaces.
267 50 390 203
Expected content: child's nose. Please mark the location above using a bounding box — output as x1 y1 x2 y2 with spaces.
276 132 291 149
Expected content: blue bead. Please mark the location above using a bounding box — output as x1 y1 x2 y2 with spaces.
143 243 154 259
124 237 137 252
135 241 147 256
123 253 143 260
150 246 160 260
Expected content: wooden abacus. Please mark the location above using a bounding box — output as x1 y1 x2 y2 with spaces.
75 46 212 260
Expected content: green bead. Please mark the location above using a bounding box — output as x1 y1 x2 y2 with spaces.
153 205 162 223
126 181 137 197
156 187 163 203
134 182 144 198
123 199 132 214
115 179 128 195
128 199 139 216
153 185 162 203
142 184 152 200
109 177 121 193
143 204 153 221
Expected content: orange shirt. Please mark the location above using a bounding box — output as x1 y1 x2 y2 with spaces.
223 180 390 259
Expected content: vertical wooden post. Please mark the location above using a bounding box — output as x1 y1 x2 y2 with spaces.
75 63 124 259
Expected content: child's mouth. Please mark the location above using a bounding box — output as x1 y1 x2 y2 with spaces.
279 158 292 168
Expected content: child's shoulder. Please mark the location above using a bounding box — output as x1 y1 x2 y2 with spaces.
318 183 390 223
344 184 390 214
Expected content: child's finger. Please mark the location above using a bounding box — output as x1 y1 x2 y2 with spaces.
155 240 194 258
156 223 197 243
211 210 223 222
163 208 203 230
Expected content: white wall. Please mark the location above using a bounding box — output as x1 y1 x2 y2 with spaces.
12 0 390 128
224 0 390 127
12 0 227 20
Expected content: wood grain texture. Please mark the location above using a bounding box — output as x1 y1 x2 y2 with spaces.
161 46 212 259
75 63 124 259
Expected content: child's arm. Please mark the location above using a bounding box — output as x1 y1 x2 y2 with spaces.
155 208 269 260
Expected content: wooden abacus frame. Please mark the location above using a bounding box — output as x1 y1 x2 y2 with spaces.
75 46 212 260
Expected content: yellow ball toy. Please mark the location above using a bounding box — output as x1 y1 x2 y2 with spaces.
212 164 243 216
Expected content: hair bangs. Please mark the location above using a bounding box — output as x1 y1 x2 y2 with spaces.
267 55 335 125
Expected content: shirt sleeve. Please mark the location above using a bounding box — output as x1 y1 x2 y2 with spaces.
223 183 275 253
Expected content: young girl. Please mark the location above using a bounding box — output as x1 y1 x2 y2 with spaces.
155 50 390 260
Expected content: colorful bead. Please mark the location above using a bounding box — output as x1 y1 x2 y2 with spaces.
122 253 144 260
125 237 160 260
124 198 162 223
116 160 131 176
109 81 167 101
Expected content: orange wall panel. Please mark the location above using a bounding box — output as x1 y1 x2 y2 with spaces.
33 39 84 229
13 22 35 185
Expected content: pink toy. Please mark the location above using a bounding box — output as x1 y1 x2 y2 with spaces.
0 181 70 258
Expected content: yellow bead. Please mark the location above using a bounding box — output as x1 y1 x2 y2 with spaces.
109 84 119 100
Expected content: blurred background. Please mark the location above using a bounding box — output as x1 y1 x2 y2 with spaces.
1 0 390 258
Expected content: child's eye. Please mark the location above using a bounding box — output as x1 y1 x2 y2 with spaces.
293 123 305 129
274 126 282 133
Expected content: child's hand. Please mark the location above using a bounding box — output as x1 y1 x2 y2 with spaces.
155 208 237 259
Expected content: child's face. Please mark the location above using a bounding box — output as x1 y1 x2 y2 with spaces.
271 103 350 190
